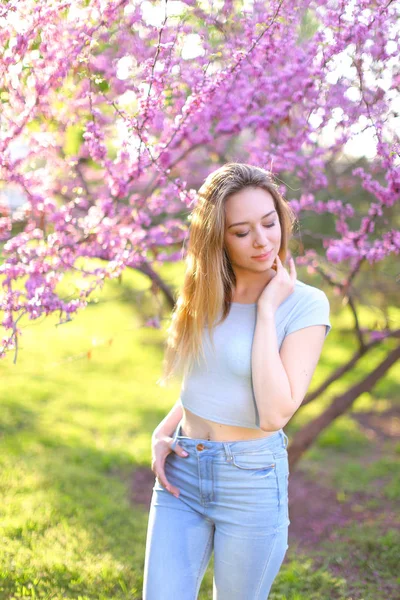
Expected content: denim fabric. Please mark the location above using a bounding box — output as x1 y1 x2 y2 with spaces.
143 423 290 599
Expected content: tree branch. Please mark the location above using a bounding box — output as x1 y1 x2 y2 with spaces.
288 343 400 469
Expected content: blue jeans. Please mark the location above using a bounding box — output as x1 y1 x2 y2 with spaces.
143 422 290 599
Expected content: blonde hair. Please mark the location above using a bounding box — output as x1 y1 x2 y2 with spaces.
157 162 297 387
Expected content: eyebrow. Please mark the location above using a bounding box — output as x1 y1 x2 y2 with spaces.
227 210 277 229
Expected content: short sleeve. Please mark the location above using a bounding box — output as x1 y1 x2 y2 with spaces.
285 288 331 339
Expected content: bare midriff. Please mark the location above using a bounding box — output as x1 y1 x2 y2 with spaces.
180 407 279 442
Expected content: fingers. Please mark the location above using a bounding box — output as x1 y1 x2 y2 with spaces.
288 254 297 280
276 254 296 280
152 443 189 499
156 466 181 498
174 443 189 458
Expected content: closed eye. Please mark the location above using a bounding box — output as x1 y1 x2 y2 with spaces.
235 223 276 238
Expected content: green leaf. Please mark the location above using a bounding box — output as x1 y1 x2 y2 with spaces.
64 124 84 156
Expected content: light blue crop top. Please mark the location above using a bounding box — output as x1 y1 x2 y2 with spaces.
179 279 331 429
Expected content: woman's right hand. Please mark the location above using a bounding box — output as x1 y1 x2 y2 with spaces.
151 431 189 498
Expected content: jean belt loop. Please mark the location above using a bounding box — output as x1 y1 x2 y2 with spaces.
223 442 234 463
283 431 289 449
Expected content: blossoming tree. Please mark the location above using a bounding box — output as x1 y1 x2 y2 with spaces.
0 0 399 465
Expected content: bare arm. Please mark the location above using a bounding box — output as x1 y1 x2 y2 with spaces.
252 308 326 430
252 310 293 431
152 398 183 439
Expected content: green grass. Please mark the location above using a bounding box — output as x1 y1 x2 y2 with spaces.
0 263 399 599
308 525 400 600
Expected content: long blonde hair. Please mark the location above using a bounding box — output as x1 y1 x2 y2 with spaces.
157 163 297 387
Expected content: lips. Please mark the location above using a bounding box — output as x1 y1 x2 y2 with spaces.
253 250 272 258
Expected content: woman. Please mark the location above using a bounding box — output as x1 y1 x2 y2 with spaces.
142 163 331 599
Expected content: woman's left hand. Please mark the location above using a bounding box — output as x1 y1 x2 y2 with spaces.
257 255 297 314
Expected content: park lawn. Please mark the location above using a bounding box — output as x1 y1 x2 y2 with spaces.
0 264 399 599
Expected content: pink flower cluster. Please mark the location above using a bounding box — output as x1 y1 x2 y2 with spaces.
0 0 398 359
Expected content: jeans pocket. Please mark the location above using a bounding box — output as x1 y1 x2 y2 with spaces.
231 452 276 472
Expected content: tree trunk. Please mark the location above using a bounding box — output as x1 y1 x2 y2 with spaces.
288 344 400 470
136 262 176 308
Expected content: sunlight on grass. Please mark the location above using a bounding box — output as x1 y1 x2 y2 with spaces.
0 261 398 598
351 392 392 413
315 523 400 600
269 550 347 599
316 415 369 449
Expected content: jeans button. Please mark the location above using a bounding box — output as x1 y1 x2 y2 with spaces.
196 443 205 451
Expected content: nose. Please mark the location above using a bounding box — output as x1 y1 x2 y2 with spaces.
253 228 269 247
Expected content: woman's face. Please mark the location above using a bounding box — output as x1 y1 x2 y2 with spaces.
223 186 282 272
